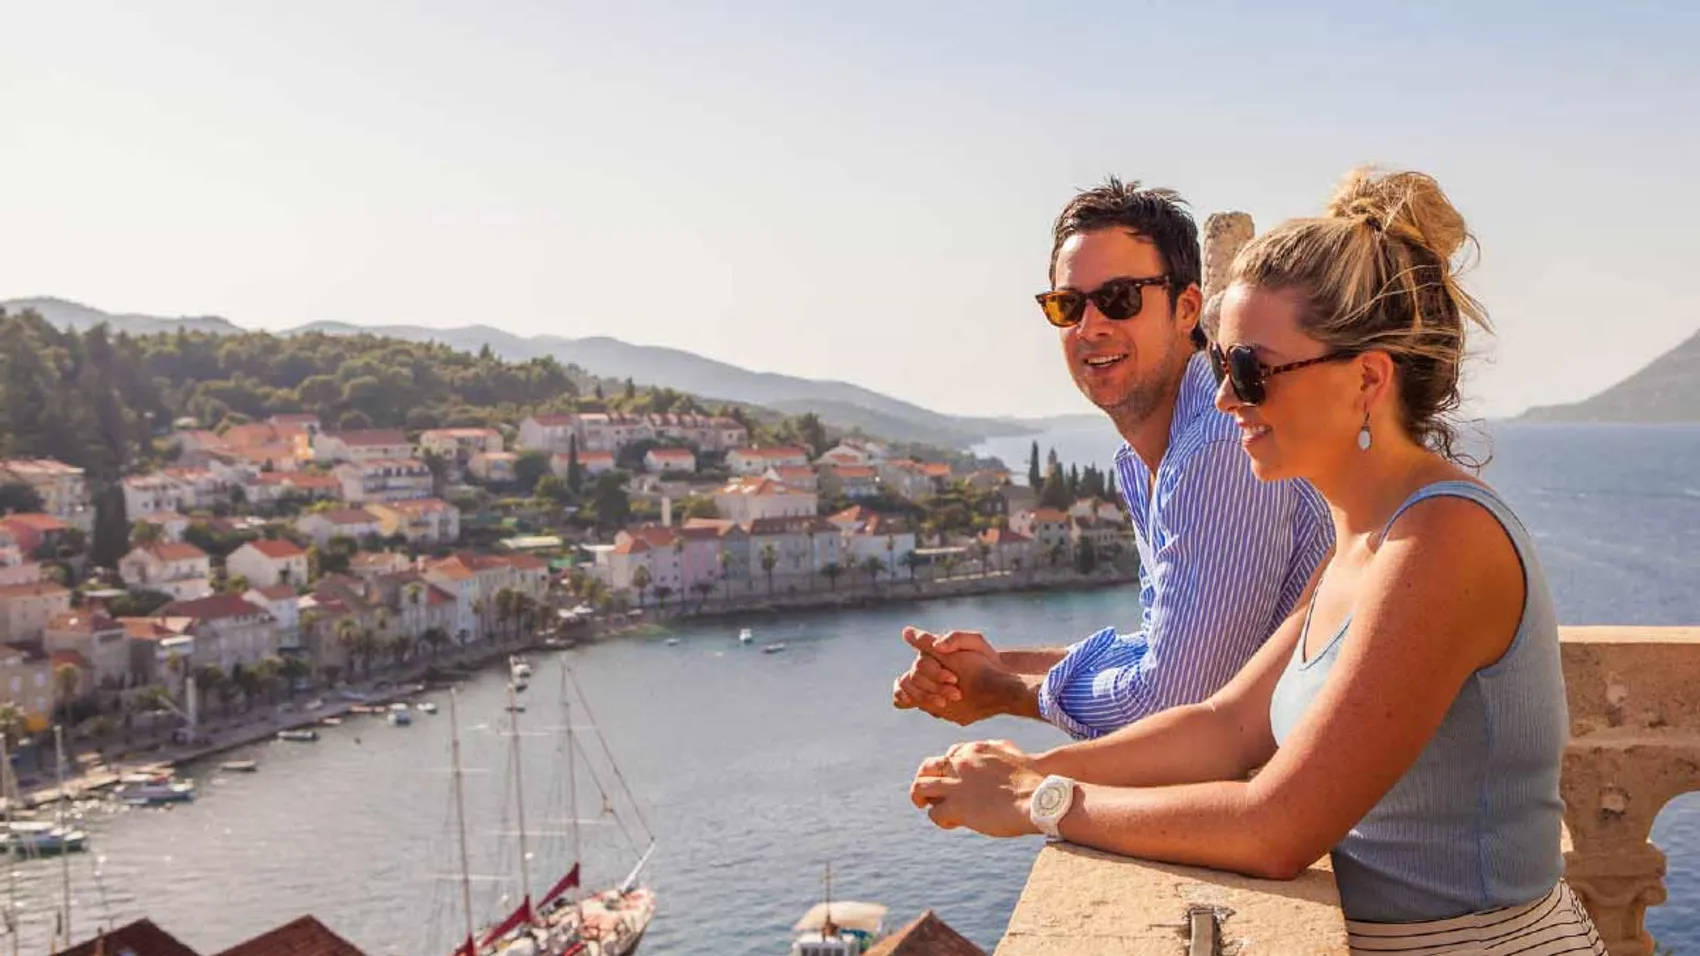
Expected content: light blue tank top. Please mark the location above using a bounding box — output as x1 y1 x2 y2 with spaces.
1268 481 1567 922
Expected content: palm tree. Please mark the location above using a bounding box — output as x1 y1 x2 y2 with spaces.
653 585 673 614
495 587 517 642
885 534 897 584
422 626 450 658
860 555 885 590
976 540 993 575
0 702 27 749
335 618 359 674
630 565 652 608
759 543 779 596
1048 542 1067 569
718 549 734 603
690 579 715 611
354 628 381 678
940 553 960 581
53 663 83 724
820 561 842 592
279 656 311 696
900 550 923 587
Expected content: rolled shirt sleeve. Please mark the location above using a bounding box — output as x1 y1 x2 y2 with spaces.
1037 438 1309 739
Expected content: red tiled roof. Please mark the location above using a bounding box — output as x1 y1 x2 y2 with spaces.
214 914 369 956
158 594 270 623
251 584 299 601
0 512 69 532
831 465 877 479
61 917 203 956
612 537 650 555
0 581 72 599
119 618 182 641
246 539 307 559
1027 508 1069 522
732 446 808 459
980 527 1032 545
135 542 210 563
865 911 986 956
501 554 549 570
625 525 679 547
50 649 91 670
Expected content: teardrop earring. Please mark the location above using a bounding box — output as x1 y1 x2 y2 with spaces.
1357 412 1373 452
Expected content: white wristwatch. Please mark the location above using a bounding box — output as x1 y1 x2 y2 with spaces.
1028 774 1077 842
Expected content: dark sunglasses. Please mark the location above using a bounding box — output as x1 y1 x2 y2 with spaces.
1035 275 1171 328
1208 343 1355 406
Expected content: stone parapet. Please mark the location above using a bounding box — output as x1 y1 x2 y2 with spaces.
996 627 1700 955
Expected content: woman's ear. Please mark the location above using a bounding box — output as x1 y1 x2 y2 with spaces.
1357 350 1397 415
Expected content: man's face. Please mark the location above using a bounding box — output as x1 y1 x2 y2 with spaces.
1052 229 1195 422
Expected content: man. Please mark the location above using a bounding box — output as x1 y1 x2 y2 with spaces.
893 179 1331 738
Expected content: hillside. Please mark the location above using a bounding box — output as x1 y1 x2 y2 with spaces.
6 298 1055 448
1520 329 1700 423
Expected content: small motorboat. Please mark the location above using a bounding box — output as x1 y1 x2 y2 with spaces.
219 760 259 773
415 701 438 714
4 820 89 856
277 729 320 743
738 627 754 645
510 655 533 680
388 709 413 726
763 642 788 654
115 772 196 805
319 716 343 727
665 637 681 646
303 698 325 711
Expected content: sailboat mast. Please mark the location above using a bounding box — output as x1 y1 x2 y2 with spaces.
562 661 579 875
2 732 18 956
505 681 534 914
54 725 71 948
447 690 477 952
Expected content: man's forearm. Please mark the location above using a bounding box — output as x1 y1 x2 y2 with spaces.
999 647 1069 676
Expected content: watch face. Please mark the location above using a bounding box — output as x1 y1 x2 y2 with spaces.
1034 783 1065 815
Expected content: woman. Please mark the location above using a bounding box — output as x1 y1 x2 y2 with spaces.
910 168 1604 952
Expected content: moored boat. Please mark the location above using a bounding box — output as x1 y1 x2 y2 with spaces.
219 760 259 773
416 701 439 714
3 819 89 856
763 642 788 654
739 627 754 644
114 772 196 805
389 709 414 726
277 728 320 742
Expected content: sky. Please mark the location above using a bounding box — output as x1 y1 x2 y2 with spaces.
2 1 1696 419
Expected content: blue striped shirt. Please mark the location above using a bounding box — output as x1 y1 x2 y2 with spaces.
1037 353 1333 739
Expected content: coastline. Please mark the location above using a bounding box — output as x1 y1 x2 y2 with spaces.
19 567 1134 808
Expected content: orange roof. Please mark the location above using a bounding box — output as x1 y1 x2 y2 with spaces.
213 914 368 956
980 527 1032 545
920 462 953 478
134 542 210 563
1028 508 1069 522
732 446 808 459
118 617 182 641
831 465 877 479
251 584 299 601
159 594 270 623
625 525 679 547
0 513 69 532
49 649 91 670
315 508 380 526
246 539 306 559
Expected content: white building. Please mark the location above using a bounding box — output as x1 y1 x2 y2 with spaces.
244 584 304 654
334 458 433 503
296 508 383 547
122 474 186 518
368 498 462 546
518 414 579 453
713 478 818 525
726 447 811 476
226 539 310 589
313 429 414 464
118 543 214 601
0 459 93 532
644 448 697 474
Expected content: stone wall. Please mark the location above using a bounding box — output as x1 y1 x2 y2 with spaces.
1201 212 1255 303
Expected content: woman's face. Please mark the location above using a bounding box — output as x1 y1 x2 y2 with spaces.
1212 283 1366 483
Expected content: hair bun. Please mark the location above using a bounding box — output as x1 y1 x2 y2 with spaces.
1325 167 1471 265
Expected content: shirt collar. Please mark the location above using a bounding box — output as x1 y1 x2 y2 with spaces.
1114 351 1219 480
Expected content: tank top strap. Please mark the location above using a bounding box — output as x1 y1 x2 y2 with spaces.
1375 480 1533 555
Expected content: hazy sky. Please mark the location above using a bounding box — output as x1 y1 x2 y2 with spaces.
3 1 1695 419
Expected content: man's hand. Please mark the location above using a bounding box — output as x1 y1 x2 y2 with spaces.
910 739 1043 837
892 627 1015 726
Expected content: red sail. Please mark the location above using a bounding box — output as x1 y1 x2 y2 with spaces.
479 896 534 948
540 863 582 907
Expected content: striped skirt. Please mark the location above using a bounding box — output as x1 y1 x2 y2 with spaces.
1345 881 1606 955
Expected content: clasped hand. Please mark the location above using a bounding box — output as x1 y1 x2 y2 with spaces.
909 738 1044 837
890 626 1010 726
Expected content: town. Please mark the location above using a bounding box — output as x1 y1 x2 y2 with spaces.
1 407 1137 776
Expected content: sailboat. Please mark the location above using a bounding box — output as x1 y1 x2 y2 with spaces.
446 660 656 956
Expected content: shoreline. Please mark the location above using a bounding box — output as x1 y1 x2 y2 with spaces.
18 569 1134 807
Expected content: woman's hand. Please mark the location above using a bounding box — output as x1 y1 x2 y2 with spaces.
910 739 1045 838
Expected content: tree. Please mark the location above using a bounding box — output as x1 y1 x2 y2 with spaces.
759 543 779 596
630 564 651 607
860 555 885 589
682 495 718 520
90 483 131 567
131 520 165 547
1074 537 1099 575
1027 441 1041 489
590 472 630 528
0 702 26 748
718 549 734 603
900 550 923 586
820 561 842 592
690 579 715 610
565 435 583 493
0 482 43 515
653 585 673 613
495 587 517 641
1038 466 1071 510
514 450 551 494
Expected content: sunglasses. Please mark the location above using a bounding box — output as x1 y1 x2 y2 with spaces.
1208 343 1355 406
1036 275 1171 328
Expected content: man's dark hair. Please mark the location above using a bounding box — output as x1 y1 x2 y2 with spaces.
1048 177 1202 299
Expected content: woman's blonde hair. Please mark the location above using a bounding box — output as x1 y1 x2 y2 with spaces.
1228 167 1488 463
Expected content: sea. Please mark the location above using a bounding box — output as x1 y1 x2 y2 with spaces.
7 421 1700 955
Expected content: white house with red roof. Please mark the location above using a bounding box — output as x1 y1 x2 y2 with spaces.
0 580 73 645
155 593 278 669
244 584 304 654
44 609 130 690
818 463 880 500
644 447 697 474
726 446 810 476
763 464 818 493
333 458 432 503
713 477 818 525
367 498 461 546
118 542 214 600
1011 507 1073 555
419 427 503 464
0 458 92 532
296 508 383 547
122 473 187 518
312 429 413 464
518 414 579 453
227 538 309 589
550 449 616 480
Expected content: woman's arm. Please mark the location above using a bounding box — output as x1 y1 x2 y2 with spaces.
919 497 1526 880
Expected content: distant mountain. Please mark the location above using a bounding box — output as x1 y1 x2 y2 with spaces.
1520 329 1700 423
4 297 1071 448
4 296 244 337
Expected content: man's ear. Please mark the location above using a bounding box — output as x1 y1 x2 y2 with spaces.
1173 284 1204 343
